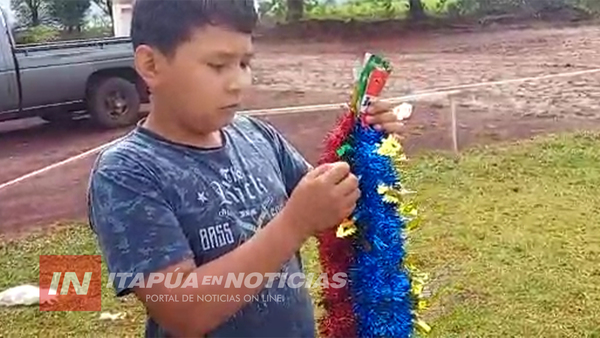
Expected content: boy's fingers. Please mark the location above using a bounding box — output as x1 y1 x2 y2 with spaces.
309 161 348 178
367 99 394 115
366 111 400 125
375 121 405 133
335 173 359 196
322 162 351 184
308 163 333 177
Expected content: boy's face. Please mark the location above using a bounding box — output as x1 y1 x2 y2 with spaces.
136 24 254 134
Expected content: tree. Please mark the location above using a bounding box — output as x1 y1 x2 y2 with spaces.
92 0 113 20
408 0 426 20
47 0 91 32
92 0 113 28
286 0 304 22
10 0 48 26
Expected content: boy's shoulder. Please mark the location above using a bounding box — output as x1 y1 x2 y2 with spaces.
91 115 286 175
89 128 169 193
228 114 286 141
93 130 153 171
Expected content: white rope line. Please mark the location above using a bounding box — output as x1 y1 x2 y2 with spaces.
0 137 124 192
245 67 600 116
1 66 600 192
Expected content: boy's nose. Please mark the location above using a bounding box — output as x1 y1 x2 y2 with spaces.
227 68 252 93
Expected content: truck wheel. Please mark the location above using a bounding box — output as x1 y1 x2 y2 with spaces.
40 112 75 124
87 77 141 129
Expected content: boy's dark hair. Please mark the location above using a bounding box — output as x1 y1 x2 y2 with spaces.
131 0 258 57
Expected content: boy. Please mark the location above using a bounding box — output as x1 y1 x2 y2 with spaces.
87 0 405 337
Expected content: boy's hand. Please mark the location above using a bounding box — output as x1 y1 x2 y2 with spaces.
363 99 413 134
281 162 360 239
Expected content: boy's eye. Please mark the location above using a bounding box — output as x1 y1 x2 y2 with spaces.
240 61 251 69
208 63 226 71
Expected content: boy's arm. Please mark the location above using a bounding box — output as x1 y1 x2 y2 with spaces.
273 135 312 196
247 118 316 270
89 162 310 337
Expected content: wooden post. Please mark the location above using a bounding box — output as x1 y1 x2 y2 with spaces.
450 97 459 156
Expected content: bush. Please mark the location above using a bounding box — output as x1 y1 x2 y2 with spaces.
578 0 600 14
306 0 406 20
257 0 599 23
13 25 60 44
450 0 595 17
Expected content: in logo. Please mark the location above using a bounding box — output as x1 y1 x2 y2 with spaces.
39 255 102 311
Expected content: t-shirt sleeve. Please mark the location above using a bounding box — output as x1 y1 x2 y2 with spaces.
88 154 194 297
274 135 312 196
248 117 312 196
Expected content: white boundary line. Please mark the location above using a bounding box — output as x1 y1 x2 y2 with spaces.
244 89 464 116
0 137 124 191
1 66 600 192
244 67 600 115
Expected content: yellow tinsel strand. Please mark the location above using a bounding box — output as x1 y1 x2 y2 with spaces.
404 260 431 335
336 218 357 238
377 184 402 205
375 129 431 336
376 134 408 166
378 184 417 206
415 319 432 334
377 134 403 157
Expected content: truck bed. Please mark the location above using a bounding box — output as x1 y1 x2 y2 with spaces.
12 34 135 71
14 39 134 70
13 36 133 54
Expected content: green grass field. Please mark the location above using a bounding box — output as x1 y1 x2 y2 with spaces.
300 0 451 21
1 132 600 337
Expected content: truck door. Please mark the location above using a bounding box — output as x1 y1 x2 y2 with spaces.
0 7 19 113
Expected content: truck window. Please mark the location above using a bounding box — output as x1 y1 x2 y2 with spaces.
0 8 16 49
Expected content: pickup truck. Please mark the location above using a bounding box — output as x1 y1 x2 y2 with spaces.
0 7 148 129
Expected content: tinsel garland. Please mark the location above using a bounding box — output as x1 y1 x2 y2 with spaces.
316 109 358 338
316 53 430 338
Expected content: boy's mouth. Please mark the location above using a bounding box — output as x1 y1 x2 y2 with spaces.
220 103 241 112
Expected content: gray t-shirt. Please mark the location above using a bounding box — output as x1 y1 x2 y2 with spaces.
87 115 316 337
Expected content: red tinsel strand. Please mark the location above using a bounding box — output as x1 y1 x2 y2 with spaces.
317 231 357 338
317 110 355 166
316 110 358 338
318 302 358 338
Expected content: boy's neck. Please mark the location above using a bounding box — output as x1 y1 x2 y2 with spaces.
142 108 223 149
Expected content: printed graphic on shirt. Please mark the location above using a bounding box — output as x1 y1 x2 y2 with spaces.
209 166 269 206
198 223 235 251
193 164 286 255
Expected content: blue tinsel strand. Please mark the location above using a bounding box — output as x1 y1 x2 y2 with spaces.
347 123 415 338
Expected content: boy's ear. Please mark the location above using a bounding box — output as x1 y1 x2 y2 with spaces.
134 45 165 90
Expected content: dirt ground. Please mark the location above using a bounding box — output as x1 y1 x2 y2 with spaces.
2 22 600 238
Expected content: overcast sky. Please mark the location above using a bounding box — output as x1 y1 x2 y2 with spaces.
0 0 14 24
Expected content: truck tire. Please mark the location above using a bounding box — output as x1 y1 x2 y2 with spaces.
87 76 141 129
40 112 75 124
